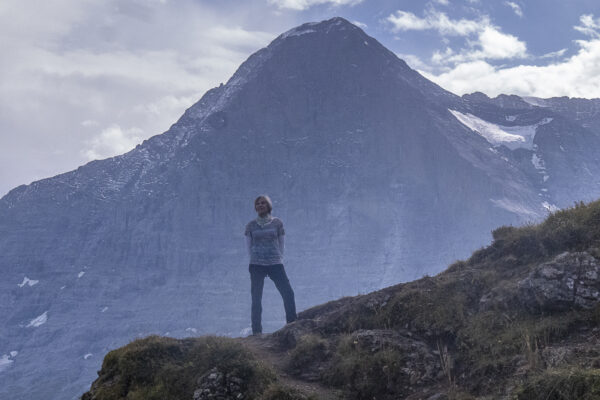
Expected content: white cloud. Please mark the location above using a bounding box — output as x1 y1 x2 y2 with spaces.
432 47 455 64
396 53 432 71
387 11 431 31
133 94 199 119
387 10 482 36
417 13 600 98
541 48 567 59
422 38 600 98
477 26 526 59
83 125 144 161
435 0 450 5
504 1 523 18
574 14 600 38
352 20 368 29
81 120 99 127
268 0 363 11
0 0 279 196
388 9 526 64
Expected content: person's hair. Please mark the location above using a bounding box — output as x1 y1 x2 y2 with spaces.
254 195 273 213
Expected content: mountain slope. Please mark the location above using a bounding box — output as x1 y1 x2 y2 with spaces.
2 17 600 399
83 199 600 399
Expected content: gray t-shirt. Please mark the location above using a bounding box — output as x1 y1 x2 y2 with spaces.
245 217 285 265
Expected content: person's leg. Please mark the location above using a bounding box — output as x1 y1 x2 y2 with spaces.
249 264 267 334
267 264 297 323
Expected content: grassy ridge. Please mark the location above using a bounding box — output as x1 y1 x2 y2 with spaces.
290 200 600 398
83 200 600 399
82 336 274 400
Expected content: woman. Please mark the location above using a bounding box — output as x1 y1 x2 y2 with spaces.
245 195 297 335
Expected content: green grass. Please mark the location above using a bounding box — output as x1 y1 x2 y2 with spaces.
516 368 600 399
470 200 600 268
84 200 600 399
323 335 412 400
82 335 275 400
260 383 318 400
317 200 600 397
288 334 330 374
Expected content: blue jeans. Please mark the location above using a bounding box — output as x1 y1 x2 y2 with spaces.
249 264 297 334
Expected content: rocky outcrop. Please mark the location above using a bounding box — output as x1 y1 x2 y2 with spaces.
193 368 246 400
518 251 600 311
350 329 442 385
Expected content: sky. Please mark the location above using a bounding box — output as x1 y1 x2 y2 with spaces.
1 0 600 196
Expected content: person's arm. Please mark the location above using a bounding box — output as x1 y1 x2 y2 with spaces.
246 235 252 258
278 220 285 256
278 234 285 256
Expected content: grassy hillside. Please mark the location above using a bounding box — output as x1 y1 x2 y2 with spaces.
83 200 600 399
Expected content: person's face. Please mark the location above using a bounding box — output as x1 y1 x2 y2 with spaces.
255 198 270 216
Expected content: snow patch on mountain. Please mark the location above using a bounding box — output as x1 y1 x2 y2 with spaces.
532 153 550 182
522 97 550 107
27 311 48 328
18 277 39 287
240 327 252 336
532 153 545 170
282 27 316 38
542 202 560 212
490 198 539 218
0 354 15 373
449 110 552 150
281 22 319 39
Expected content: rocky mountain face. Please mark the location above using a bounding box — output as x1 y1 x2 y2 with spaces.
1 17 600 399
82 200 600 399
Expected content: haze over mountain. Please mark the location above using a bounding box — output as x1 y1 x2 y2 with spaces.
1 17 600 399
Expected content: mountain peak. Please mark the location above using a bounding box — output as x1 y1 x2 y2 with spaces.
277 17 364 41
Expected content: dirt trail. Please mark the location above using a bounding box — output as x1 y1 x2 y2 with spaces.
239 335 342 400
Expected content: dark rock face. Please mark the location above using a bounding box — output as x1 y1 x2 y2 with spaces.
518 252 600 311
2 17 600 399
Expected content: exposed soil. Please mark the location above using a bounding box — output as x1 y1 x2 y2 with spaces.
240 334 343 400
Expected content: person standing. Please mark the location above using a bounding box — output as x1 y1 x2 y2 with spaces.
245 195 297 335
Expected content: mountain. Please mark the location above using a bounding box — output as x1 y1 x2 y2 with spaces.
82 199 600 399
2 17 600 399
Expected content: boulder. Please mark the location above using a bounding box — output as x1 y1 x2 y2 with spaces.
518 252 600 311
